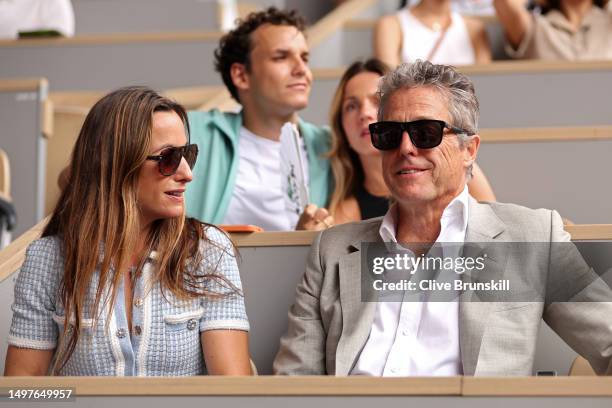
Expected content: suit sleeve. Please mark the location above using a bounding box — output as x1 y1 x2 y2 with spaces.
273 231 327 375
543 210 612 374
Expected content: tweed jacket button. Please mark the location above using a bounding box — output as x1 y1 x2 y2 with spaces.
134 326 142 336
186 319 197 331
116 328 127 338
134 298 143 307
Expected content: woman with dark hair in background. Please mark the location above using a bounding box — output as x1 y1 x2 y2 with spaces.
328 59 496 224
494 0 611 60
5 87 252 376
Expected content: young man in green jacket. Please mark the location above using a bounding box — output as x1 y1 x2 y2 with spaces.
185 8 333 231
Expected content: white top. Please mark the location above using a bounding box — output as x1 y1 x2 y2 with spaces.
351 186 469 376
396 9 476 65
0 0 75 39
222 127 309 231
404 0 495 16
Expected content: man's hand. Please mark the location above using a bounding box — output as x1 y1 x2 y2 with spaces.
295 204 334 231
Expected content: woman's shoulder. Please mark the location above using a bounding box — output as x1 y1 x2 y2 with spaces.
201 224 233 251
185 220 234 259
376 12 402 30
25 235 62 260
19 235 63 282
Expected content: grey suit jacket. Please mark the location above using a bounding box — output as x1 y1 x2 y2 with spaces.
273 198 612 376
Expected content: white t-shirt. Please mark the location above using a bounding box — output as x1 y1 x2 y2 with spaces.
222 127 309 231
0 0 75 39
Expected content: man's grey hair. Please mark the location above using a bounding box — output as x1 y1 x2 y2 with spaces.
378 60 479 140
377 60 479 178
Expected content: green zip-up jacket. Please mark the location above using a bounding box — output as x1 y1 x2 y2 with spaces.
185 110 332 225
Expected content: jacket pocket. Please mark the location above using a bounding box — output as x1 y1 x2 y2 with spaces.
163 308 205 374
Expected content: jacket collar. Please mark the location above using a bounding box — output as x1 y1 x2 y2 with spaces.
339 198 508 375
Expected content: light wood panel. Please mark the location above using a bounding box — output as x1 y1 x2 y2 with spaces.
0 31 222 47
0 376 461 395
311 60 612 79
480 126 612 143
462 377 612 396
0 376 610 396
0 217 47 282
0 78 45 93
0 149 10 198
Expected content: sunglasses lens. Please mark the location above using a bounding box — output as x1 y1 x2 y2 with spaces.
370 123 403 150
158 147 182 176
409 120 444 149
184 144 198 169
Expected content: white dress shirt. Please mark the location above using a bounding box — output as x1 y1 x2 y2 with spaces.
351 186 469 376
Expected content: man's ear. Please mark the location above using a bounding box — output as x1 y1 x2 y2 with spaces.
464 134 480 166
230 62 250 93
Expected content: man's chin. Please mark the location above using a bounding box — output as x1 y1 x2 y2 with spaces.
284 97 309 112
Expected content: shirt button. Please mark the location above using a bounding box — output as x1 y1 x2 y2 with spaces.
390 367 399 374
134 325 142 336
134 298 143 307
186 319 197 331
402 329 409 336
116 328 127 339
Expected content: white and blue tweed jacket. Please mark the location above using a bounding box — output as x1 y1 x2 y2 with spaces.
8 227 249 376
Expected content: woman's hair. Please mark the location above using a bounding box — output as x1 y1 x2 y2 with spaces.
327 58 391 218
43 86 234 373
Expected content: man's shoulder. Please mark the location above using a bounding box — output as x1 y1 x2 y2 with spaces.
477 200 554 222
299 119 331 141
317 218 382 252
470 199 563 240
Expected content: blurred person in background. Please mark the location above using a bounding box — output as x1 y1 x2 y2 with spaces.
494 0 612 59
374 0 492 67
186 8 334 232
0 0 75 38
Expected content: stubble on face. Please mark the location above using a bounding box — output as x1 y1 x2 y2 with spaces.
381 86 471 209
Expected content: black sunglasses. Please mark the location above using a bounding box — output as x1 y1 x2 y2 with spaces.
146 144 198 176
369 119 474 151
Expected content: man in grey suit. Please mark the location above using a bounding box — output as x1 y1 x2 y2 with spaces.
273 60 612 376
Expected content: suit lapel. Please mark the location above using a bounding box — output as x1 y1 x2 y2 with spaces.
460 197 506 375
335 221 381 375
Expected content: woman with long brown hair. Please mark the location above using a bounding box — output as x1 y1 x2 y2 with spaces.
5 86 252 376
328 58 496 223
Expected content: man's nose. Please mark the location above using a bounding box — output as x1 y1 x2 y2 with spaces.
398 131 417 155
292 55 308 75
